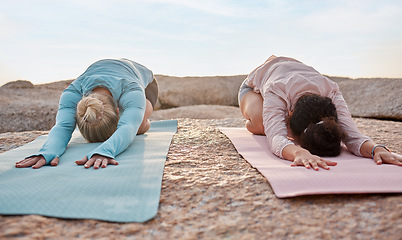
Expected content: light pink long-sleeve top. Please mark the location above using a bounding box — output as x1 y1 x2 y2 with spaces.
245 56 371 158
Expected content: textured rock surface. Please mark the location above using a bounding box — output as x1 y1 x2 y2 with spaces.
336 78 402 120
1 80 35 89
0 81 64 133
0 118 401 239
155 74 246 108
0 75 401 134
150 105 243 120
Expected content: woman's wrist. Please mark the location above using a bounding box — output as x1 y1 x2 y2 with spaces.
282 144 309 161
371 144 391 158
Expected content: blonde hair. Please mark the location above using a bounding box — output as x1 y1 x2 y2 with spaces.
76 92 119 142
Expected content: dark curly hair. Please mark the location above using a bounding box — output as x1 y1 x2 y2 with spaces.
289 94 345 156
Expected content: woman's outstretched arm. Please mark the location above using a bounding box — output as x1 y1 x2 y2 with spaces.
80 88 146 167
15 89 81 168
331 91 401 166
360 140 402 166
76 99 153 169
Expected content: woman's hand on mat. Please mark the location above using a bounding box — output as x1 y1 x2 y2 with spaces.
75 154 118 169
15 156 59 169
291 155 337 171
283 145 337 170
373 151 402 166
289 150 336 171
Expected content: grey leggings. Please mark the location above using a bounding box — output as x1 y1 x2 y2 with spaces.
145 78 158 109
238 78 253 104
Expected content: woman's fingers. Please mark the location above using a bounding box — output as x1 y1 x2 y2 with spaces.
292 157 334 170
75 156 88 165
291 159 311 169
77 155 118 169
374 152 402 166
301 160 311 169
15 159 29 168
101 158 109 168
323 159 337 166
50 157 59 166
32 158 47 169
15 159 27 166
394 155 402 166
93 158 102 169
84 157 96 168
108 159 119 166
16 156 45 168
317 160 330 170
17 155 121 169
310 161 319 171
15 157 36 167
373 153 383 165
381 153 402 166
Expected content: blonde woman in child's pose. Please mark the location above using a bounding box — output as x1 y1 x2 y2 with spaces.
16 58 158 169
239 55 402 170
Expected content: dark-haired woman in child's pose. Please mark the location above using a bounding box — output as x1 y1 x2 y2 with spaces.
239 55 402 170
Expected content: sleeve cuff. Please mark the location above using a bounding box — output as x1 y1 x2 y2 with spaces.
87 151 115 161
278 142 295 159
356 138 372 157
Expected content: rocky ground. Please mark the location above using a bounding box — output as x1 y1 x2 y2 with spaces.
0 118 401 239
0 77 401 239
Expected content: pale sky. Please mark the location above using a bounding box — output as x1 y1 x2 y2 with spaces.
1 0 402 86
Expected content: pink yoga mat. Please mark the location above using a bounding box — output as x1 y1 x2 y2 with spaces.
220 127 402 198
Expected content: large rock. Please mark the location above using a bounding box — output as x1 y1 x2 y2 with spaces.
151 105 243 120
0 76 401 133
155 74 246 108
155 74 402 120
1 80 34 89
333 77 402 120
0 80 64 133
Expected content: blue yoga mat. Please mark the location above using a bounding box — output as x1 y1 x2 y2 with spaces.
0 120 177 222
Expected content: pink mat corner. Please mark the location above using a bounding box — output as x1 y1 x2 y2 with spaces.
220 127 402 198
